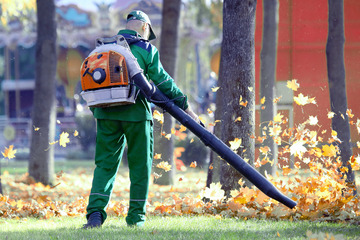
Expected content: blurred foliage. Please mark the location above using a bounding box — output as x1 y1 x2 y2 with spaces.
187 0 223 33
0 0 36 32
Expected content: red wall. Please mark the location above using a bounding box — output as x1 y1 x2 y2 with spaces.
254 0 360 156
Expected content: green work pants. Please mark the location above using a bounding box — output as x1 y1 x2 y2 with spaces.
86 119 153 226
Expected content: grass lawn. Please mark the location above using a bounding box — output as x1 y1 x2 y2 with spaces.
2 215 360 240
1 160 360 240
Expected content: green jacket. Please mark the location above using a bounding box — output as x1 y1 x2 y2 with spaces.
91 29 188 121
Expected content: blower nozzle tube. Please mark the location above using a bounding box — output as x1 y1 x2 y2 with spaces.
132 72 297 209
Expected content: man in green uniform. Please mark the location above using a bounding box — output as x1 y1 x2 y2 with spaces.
83 10 199 228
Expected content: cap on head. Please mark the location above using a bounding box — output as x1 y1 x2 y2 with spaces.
127 10 156 41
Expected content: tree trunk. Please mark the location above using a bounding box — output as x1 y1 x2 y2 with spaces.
153 0 181 185
218 0 257 197
326 0 356 188
259 0 279 176
28 0 57 185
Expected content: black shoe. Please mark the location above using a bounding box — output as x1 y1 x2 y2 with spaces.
82 211 103 229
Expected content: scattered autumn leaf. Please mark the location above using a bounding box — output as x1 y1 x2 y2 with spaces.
154 153 162 160
273 113 283 123
179 125 187 132
211 87 220 92
346 109 354 118
322 144 337 157
286 79 300 91
2 145 17 159
153 110 164 124
156 161 172 172
327 111 335 119
190 161 197 168
235 117 242 122
59 132 70 147
260 96 266 105
294 93 315 106
308 116 318 126
229 138 242 152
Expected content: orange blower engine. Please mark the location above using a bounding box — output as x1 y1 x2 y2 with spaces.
80 35 142 107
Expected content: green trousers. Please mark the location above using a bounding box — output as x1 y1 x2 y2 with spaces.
86 119 153 226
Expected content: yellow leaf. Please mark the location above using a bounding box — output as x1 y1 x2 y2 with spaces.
73 130 79 137
269 126 282 136
2 145 17 159
331 130 337 137
234 117 242 122
33 126 40 131
156 161 172 172
286 79 300 91
260 96 266 105
171 128 176 134
229 138 242 152
179 125 187 132
346 109 354 118
49 141 58 145
260 146 270 155
153 110 164 124
164 134 171 140
273 113 283 123
211 87 220 92
322 144 337 157
328 111 335 119
59 132 70 147
190 138 194 143
154 153 162 160
294 93 310 106
240 100 248 107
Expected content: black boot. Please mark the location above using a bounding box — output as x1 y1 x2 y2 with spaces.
82 211 103 229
